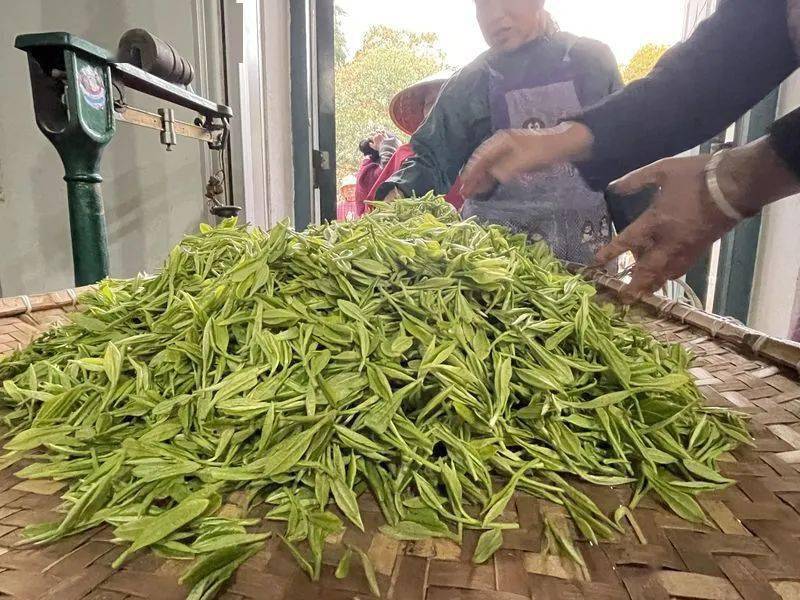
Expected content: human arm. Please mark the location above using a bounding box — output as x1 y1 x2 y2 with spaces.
379 135 400 167
594 112 800 302
376 68 492 200
461 0 797 196
577 0 797 189
461 38 620 197
355 157 384 203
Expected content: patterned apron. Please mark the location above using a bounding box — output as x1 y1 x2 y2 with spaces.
461 39 610 265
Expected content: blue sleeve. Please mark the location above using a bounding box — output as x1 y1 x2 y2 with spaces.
574 0 798 190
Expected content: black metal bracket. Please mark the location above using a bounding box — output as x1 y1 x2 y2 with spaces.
312 149 331 189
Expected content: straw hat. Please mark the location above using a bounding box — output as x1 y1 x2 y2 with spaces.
340 174 357 203
389 71 453 136
341 174 357 188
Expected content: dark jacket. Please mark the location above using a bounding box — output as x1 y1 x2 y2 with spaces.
575 0 800 190
376 33 622 200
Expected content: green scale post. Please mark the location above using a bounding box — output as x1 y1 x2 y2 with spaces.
17 33 116 286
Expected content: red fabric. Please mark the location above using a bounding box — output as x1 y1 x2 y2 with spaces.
337 201 362 221
444 178 465 211
367 143 464 211
355 157 382 204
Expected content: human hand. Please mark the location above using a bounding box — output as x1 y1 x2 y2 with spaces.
383 187 402 201
370 130 387 150
461 122 595 197
594 155 739 303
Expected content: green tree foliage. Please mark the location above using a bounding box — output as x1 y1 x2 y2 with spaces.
621 43 670 85
335 26 446 188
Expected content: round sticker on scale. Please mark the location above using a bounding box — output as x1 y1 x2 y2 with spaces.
78 65 107 110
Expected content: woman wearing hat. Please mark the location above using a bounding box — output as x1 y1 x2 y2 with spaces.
375 0 622 264
366 72 464 210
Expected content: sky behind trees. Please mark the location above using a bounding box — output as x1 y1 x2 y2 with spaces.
336 0 684 68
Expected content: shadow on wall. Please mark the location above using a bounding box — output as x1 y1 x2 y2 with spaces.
28 146 73 293
105 148 206 276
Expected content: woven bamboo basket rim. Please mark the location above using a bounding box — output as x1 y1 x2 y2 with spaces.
1 278 800 599
0 287 92 319
568 264 800 376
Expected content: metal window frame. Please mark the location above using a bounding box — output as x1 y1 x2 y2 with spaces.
291 0 336 231
192 0 232 213
291 0 314 230
712 89 780 322
314 0 338 223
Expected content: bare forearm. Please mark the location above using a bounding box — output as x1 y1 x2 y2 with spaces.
717 137 800 217
545 122 595 162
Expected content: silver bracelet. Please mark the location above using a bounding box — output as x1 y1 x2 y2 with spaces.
705 151 746 222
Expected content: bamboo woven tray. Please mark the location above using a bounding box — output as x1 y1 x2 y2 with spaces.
1 277 800 600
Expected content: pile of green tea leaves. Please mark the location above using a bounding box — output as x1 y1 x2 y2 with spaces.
0 197 749 598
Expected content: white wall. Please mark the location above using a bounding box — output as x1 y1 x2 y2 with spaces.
225 0 294 230
748 72 800 339
260 0 294 226
683 0 717 37
0 0 222 296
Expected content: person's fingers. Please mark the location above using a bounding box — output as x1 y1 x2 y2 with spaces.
491 153 541 185
461 171 498 198
621 269 662 304
461 133 514 197
623 272 666 304
662 256 694 282
463 135 511 180
594 236 632 267
609 161 667 197
621 252 670 304
594 210 657 266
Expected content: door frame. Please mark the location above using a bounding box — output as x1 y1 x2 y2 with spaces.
291 0 337 230
220 0 294 230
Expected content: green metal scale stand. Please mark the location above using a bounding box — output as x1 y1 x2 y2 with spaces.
16 32 234 286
